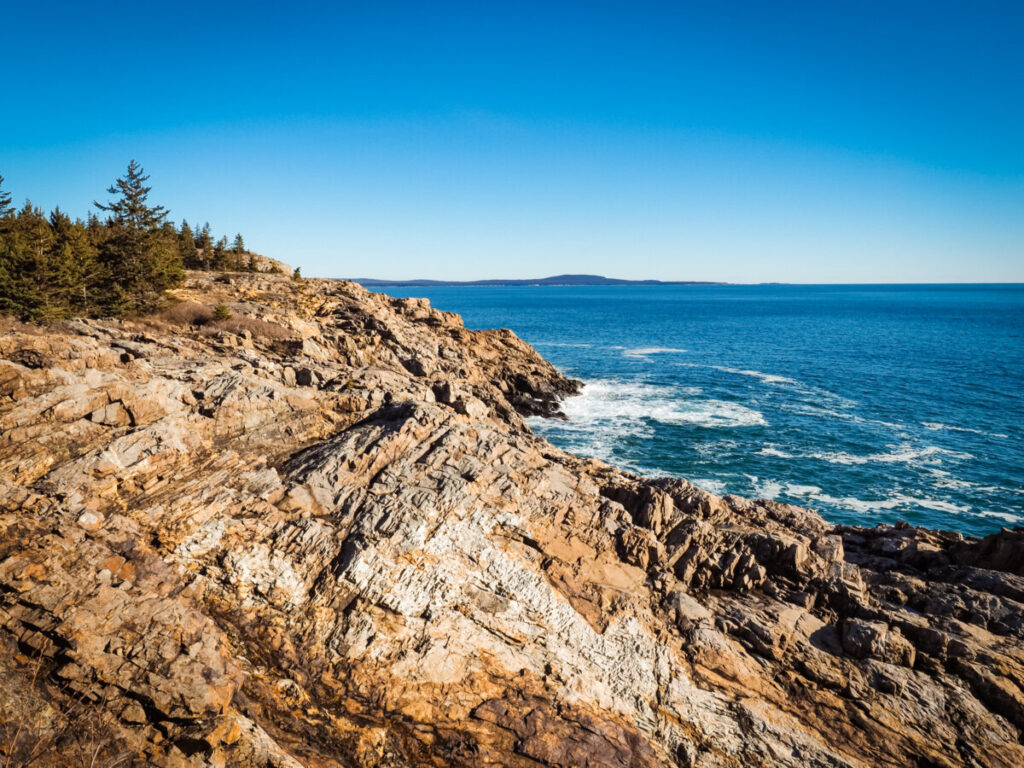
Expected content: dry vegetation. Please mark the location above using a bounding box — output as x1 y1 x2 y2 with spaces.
201 314 295 340
156 301 213 326
0 639 132 768
155 301 294 340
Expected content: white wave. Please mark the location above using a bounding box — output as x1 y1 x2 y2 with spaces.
532 378 765 475
922 422 1008 439
748 476 784 500
710 366 800 386
692 439 738 457
692 478 728 496
784 483 822 497
558 379 767 429
727 479 975 517
801 491 970 516
529 378 764 472
977 510 1024 524
925 468 977 491
757 446 794 458
622 346 688 358
870 419 908 431
810 444 973 466
747 479 821 503
782 403 863 421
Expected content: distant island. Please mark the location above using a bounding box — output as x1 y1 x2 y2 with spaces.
348 273 726 287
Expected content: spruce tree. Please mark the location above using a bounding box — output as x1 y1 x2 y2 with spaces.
196 223 213 270
0 202 37 318
0 202 54 321
179 220 199 268
52 211 103 316
232 233 245 271
212 235 229 271
94 160 183 313
0 174 12 219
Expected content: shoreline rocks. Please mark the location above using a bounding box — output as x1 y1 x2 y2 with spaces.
0 271 1021 767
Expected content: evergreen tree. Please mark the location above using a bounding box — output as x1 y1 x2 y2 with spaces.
1 166 263 321
212 235 230 271
196 223 213 269
12 202 53 320
51 211 103 316
179 220 199 268
94 160 183 312
0 174 13 219
0 202 41 318
232 233 245 271
40 208 80 319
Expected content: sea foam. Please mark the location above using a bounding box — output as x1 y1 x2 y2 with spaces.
558 379 767 429
622 346 688 359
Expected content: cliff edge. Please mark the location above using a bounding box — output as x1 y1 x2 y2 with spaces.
1 271 1022 767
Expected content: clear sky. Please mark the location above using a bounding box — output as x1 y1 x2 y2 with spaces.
2 1 1022 282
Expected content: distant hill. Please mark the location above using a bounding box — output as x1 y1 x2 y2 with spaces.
348 274 724 287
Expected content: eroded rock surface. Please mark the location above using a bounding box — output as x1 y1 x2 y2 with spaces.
0 272 1021 767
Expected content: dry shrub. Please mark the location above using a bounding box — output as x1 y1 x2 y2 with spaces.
0 638 132 768
202 315 295 340
157 301 214 326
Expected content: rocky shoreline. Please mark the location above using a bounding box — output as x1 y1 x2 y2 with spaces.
1 270 1022 767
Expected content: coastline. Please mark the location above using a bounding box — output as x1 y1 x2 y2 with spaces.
1 270 1022 767
371 281 1024 537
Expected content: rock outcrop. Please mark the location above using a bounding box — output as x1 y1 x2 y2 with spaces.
0 271 1021 767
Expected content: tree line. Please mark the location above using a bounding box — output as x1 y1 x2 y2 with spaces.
0 161 278 322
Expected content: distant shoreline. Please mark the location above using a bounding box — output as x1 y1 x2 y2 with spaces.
347 278 1024 288
346 274 727 287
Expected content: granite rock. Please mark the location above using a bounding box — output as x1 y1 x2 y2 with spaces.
0 271 1021 767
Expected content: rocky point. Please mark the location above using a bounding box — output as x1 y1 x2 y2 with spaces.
0 270 1022 767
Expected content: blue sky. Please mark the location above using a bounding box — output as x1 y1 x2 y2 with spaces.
2 1 1022 282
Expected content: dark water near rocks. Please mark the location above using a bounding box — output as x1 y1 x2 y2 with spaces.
372 283 1024 536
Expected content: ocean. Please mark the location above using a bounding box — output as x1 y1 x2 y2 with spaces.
371 283 1024 537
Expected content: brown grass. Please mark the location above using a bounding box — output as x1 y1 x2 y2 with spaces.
201 315 295 340
0 639 132 768
156 301 214 326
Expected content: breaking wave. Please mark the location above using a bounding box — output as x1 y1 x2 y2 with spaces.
529 378 765 472
922 422 1009 439
711 366 800 386
622 346 688 359
809 444 973 466
780 485 972 516
557 379 766 429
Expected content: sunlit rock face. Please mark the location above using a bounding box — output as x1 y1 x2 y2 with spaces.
1 271 1022 767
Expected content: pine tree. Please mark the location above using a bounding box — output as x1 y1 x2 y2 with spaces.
0 202 51 321
212 235 230 271
196 223 213 270
0 202 36 318
40 208 80 319
179 220 199 268
94 160 183 313
232 233 245 271
52 212 103 316
0 174 13 219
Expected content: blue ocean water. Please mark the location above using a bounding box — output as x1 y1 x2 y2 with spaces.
373 284 1024 537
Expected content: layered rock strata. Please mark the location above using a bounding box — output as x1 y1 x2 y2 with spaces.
0 271 1022 767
